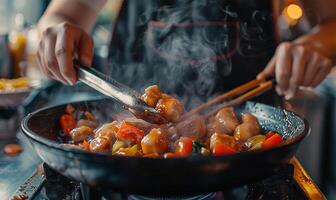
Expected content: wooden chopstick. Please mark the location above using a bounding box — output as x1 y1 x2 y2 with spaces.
204 80 273 119
182 78 267 119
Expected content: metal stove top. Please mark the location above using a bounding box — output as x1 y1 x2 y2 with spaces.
13 162 307 200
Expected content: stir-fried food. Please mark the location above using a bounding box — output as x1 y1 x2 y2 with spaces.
59 85 284 158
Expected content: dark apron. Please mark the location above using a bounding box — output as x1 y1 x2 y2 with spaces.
107 0 277 108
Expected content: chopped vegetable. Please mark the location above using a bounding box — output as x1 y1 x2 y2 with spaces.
59 84 288 159
60 114 77 135
114 144 141 156
265 131 276 139
250 142 263 150
201 147 210 156
245 135 266 149
262 133 284 148
212 143 238 156
112 140 125 154
176 137 193 156
116 123 144 145
82 140 90 150
65 104 75 114
192 140 206 155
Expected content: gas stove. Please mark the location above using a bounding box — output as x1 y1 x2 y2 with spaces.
12 162 309 200
0 83 325 200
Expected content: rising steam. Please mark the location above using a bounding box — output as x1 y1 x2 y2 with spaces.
108 0 276 109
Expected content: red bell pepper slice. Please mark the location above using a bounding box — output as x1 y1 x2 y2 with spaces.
265 131 276 139
262 133 284 148
176 137 193 156
212 143 238 156
60 114 77 135
115 123 144 145
82 140 90 150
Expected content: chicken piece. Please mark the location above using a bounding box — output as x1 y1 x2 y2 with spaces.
210 132 238 150
155 94 184 123
95 122 119 138
90 122 118 152
175 114 207 139
90 137 111 153
141 128 169 154
212 107 239 135
142 85 162 107
233 113 261 142
69 126 93 142
241 113 260 126
234 123 260 142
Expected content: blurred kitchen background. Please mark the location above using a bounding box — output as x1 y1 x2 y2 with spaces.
1 0 336 198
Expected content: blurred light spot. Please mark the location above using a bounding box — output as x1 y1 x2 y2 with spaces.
286 4 303 20
15 13 24 27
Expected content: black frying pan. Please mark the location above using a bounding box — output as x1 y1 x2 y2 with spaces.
21 98 309 195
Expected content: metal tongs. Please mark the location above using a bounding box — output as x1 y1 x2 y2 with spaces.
75 61 168 124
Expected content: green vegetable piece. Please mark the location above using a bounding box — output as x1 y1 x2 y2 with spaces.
192 140 206 155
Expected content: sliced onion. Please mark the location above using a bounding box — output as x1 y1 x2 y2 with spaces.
245 135 266 149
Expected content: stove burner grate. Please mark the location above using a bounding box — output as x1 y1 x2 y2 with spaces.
21 163 309 200
128 192 217 200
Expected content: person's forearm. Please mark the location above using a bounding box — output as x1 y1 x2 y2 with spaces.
38 14 77 35
37 0 102 35
294 21 336 63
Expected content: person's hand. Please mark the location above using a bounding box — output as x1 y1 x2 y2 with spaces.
257 42 333 99
37 22 94 85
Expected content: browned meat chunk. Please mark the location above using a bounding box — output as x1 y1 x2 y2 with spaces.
210 132 238 150
142 85 162 107
233 113 260 142
207 107 239 135
95 122 119 138
90 137 111 153
176 114 206 139
242 113 260 125
90 122 118 152
141 128 169 154
69 126 93 142
155 94 184 123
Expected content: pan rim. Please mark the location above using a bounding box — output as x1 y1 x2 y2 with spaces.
21 97 310 162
